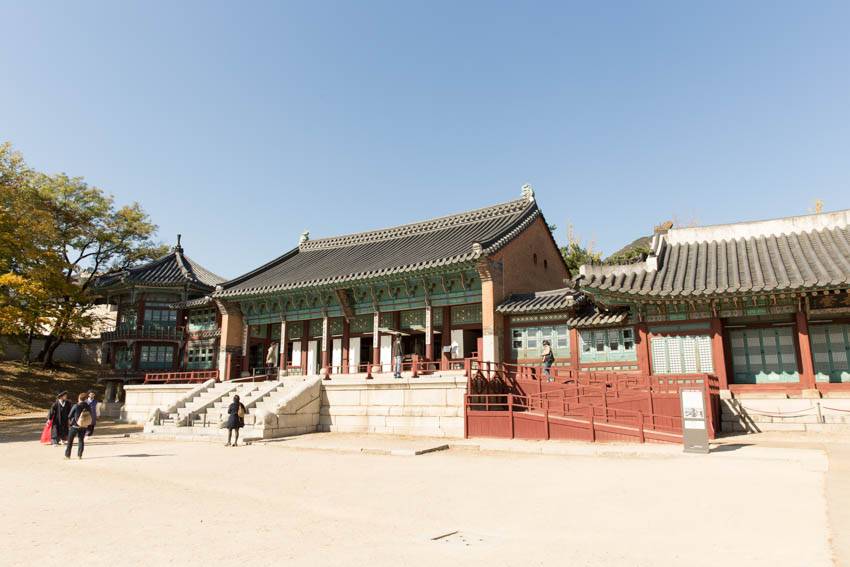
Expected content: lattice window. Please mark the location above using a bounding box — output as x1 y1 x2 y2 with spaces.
728 328 799 384
349 314 373 334
451 304 483 325
810 324 850 383
309 319 323 337
250 324 267 339
400 309 425 329
329 318 345 336
187 308 217 332
139 345 173 368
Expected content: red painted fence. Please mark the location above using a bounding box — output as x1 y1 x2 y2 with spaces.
464 360 720 444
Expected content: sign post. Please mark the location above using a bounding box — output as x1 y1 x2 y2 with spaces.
680 386 710 454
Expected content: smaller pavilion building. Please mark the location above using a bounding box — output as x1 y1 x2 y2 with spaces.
92 238 226 403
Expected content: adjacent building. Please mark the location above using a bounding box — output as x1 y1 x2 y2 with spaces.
92 237 226 402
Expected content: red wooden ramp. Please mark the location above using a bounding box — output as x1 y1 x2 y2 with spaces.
464 361 720 444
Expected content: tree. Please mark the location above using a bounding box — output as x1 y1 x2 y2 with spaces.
0 143 61 362
809 199 823 214
559 223 602 275
0 142 168 367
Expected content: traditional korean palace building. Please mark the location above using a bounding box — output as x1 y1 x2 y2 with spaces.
575 209 850 396
211 186 568 380
92 238 226 402
91 193 850 436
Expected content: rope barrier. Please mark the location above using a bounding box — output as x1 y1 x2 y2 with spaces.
739 404 816 418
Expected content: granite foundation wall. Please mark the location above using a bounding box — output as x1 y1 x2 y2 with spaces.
121 384 197 424
720 391 850 433
319 374 467 438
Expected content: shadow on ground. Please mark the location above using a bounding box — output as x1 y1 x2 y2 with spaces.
0 416 143 443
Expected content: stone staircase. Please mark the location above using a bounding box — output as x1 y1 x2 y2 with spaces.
141 377 322 442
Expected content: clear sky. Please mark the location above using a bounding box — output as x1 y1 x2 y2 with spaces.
2 1 849 279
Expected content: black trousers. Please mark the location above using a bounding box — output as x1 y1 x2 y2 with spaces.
65 426 85 457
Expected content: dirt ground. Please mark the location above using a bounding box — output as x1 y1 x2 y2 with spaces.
0 361 102 416
0 418 844 567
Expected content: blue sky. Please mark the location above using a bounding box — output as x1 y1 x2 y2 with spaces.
2 1 849 279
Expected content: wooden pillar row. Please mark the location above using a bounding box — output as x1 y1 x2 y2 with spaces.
342 318 350 373
710 318 729 390
425 305 433 361
372 311 380 369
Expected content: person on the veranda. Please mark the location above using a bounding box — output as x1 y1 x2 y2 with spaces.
392 335 403 379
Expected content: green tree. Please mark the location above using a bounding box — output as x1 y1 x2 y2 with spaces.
0 142 168 367
559 223 602 275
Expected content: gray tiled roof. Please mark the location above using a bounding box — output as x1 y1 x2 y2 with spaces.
94 248 225 290
580 210 850 298
567 306 629 327
496 288 577 314
218 196 548 297
169 296 215 309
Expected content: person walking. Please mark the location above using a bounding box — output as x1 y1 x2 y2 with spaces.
85 390 98 437
47 391 71 446
225 394 247 447
65 393 92 460
392 335 403 379
541 340 555 382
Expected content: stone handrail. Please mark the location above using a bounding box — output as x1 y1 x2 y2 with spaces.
147 379 216 426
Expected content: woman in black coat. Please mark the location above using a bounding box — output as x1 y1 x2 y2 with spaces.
225 394 247 447
47 391 71 446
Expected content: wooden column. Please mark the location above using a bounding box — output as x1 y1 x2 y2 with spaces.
710 318 729 390
241 323 249 375
636 323 651 375
441 306 451 369
796 311 816 390
569 327 580 371
321 315 330 372
425 305 433 361
372 311 380 369
279 320 288 372
342 318 350 373
301 320 309 375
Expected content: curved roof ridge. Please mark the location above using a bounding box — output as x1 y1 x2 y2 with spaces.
300 197 534 251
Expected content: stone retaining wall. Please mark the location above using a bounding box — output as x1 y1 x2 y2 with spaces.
720 391 850 433
319 374 467 437
121 384 197 423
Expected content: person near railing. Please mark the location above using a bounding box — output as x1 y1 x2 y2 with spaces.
392 335 403 379
541 340 554 382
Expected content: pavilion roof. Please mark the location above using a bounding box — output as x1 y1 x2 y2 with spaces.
93 242 225 291
579 209 850 299
217 192 550 297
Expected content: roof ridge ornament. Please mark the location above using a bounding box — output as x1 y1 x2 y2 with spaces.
173 234 184 254
299 230 310 247
521 184 534 202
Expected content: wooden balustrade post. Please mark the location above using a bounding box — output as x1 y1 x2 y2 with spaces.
647 391 655 429
588 407 595 442
463 395 469 439
508 394 514 439
638 412 645 443
412 355 419 378
544 398 550 440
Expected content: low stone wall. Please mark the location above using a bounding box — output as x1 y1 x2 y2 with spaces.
720 391 850 433
320 374 467 438
121 384 197 424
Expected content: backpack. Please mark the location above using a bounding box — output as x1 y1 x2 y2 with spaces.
77 405 92 428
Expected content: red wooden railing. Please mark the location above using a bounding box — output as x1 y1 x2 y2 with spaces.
143 370 219 384
464 360 720 444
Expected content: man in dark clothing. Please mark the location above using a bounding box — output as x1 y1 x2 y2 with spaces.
47 391 71 446
65 393 90 460
85 390 98 437
392 336 403 378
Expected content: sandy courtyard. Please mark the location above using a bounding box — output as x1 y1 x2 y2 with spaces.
0 420 837 567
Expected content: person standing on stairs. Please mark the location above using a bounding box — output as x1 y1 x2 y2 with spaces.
225 394 247 447
541 340 555 382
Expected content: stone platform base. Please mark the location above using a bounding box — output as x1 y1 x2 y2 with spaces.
319 372 467 438
721 390 850 433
